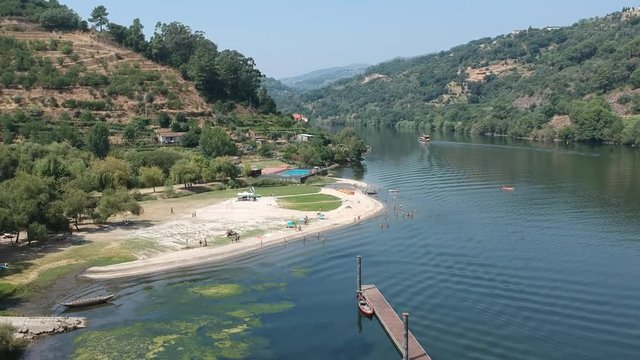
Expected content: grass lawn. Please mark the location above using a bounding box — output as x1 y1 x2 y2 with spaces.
304 176 337 186
278 194 342 211
254 185 321 197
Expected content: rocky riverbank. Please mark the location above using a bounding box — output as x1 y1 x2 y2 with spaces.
0 316 86 340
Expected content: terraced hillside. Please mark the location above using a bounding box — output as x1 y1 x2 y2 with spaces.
0 18 210 125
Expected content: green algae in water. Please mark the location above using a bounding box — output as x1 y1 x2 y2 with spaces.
72 322 191 360
227 301 295 319
215 323 249 338
214 339 251 359
191 284 244 298
146 334 181 359
208 333 271 359
251 282 286 292
291 266 310 277
73 308 276 360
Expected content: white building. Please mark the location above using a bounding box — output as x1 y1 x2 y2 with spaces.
295 133 314 142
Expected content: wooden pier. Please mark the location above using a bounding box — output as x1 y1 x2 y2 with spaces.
357 257 431 359
361 285 431 359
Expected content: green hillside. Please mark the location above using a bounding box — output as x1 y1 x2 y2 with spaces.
284 8 640 145
261 77 299 112
0 1 367 250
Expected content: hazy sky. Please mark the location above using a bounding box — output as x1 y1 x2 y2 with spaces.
61 1 631 79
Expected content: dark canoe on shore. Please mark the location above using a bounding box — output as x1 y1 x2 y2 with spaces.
60 293 116 308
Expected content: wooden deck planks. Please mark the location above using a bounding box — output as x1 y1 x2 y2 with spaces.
362 285 431 360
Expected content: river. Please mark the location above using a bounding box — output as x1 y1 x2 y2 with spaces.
25 129 640 359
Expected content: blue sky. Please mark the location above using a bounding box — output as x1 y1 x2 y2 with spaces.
61 1 632 79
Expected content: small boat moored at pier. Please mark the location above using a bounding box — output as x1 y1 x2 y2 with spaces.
357 292 374 317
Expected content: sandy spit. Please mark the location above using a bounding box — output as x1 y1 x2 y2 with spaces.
81 179 384 280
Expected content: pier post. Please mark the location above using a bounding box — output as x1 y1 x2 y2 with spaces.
356 256 362 293
402 312 409 360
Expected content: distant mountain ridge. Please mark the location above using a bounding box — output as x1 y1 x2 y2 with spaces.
279 64 369 91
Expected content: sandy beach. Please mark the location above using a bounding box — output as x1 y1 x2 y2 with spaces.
81 179 384 280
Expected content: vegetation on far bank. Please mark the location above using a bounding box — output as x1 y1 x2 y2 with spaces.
273 7 640 146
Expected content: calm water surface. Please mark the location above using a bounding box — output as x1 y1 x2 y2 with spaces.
26 130 640 359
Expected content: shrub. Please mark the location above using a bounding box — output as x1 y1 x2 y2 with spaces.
62 99 109 111
79 72 109 87
60 44 73 55
156 112 171 128
174 112 187 123
167 99 183 110
0 324 27 359
49 39 60 49
617 94 632 105
131 190 143 201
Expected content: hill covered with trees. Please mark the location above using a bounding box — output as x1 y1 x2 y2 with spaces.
279 64 369 91
282 8 640 145
0 1 367 247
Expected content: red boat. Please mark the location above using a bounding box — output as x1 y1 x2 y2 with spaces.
357 292 374 317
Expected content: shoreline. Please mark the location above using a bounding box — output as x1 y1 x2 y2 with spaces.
81 179 385 280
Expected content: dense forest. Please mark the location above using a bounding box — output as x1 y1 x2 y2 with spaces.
279 8 640 145
0 0 367 243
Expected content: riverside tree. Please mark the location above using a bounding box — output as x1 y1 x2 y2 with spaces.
94 187 142 223
169 158 201 188
61 186 92 231
138 166 164 192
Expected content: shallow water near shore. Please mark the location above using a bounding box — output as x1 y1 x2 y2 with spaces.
26 129 640 359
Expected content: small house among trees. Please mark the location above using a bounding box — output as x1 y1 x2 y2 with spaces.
157 131 185 144
295 133 314 142
291 113 308 122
